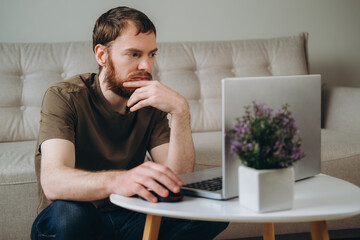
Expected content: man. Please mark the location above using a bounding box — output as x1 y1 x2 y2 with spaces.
31 6 228 240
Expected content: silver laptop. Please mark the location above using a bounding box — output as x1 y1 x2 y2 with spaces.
180 74 321 200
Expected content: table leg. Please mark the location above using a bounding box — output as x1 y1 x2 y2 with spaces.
262 222 275 240
143 214 162 240
309 221 329 240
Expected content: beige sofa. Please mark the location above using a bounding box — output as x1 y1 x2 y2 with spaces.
0 33 359 240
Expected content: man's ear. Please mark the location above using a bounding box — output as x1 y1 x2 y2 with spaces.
94 44 107 67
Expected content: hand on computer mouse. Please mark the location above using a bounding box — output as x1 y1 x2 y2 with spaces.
139 181 184 203
149 189 184 202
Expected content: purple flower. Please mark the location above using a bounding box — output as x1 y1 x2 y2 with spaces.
228 101 305 169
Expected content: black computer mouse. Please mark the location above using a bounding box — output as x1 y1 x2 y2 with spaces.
149 189 184 202
139 182 184 202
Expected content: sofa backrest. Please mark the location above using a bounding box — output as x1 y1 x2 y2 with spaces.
0 33 309 142
0 42 98 142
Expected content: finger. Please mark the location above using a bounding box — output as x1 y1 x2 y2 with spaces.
128 99 153 112
133 162 182 190
143 162 183 192
136 184 158 203
123 80 153 88
155 175 181 194
144 178 169 197
128 90 171 112
124 171 161 202
128 90 166 112
152 162 183 186
130 168 171 199
127 88 151 108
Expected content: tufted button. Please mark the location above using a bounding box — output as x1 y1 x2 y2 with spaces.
20 106 26 111
20 75 25 80
61 72 66 79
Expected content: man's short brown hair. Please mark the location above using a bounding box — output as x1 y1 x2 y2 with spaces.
93 6 156 50
92 6 156 71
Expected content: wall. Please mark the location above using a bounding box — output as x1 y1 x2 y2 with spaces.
1 0 359 87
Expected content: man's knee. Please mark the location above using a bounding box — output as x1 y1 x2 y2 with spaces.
51 200 98 227
31 200 100 240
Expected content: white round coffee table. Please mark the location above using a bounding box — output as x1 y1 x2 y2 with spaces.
110 174 360 240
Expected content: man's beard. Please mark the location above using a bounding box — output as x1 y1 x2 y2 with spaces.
104 56 152 99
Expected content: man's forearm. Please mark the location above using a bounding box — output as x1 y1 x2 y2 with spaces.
124 80 195 174
167 105 195 174
41 166 121 202
42 161 183 203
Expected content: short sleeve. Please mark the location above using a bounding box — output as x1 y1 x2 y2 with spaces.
38 87 77 147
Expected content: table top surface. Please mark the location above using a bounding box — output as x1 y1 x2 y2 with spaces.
110 174 360 223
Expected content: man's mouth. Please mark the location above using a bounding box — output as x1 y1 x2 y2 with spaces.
127 71 153 81
131 77 150 81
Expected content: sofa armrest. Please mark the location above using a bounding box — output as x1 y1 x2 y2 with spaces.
322 85 360 132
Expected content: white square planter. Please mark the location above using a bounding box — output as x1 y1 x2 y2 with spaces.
238 165 294 213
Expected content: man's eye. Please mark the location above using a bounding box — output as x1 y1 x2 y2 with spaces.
129 52 140 58
150 52 157 58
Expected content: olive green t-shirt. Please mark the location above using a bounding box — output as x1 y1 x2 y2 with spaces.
35 73 170 213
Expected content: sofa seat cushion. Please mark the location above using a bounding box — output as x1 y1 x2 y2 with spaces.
192 131 222 170
0 140 37 185
321 129 360 186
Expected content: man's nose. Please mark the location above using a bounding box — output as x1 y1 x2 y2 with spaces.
138 58 152 72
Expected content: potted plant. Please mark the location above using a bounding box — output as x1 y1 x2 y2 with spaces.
229 101 305 212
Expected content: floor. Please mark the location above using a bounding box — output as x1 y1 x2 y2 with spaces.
231 229 360 240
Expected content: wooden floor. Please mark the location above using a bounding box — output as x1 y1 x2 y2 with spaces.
230 229 360 240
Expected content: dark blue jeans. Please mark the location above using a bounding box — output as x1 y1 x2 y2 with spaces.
31 200 228 240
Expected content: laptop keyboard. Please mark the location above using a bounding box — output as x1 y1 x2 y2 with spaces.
183 177 223 192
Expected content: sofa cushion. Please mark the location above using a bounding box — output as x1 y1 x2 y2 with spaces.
321 129 360 161
192 131 222 170
0 42 98 142
193 129 360 188
0 33 309 142
321 129 360 186
322 85 360 132
156 33 309 132
0 140 37 184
